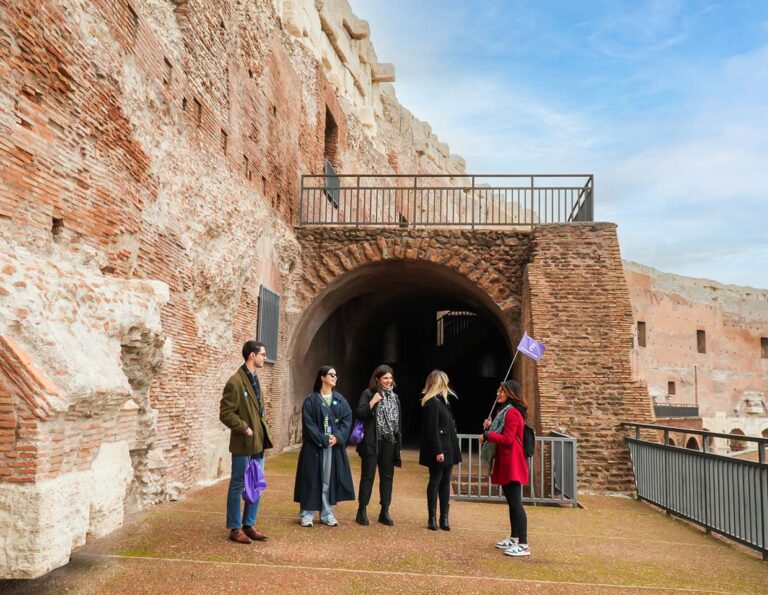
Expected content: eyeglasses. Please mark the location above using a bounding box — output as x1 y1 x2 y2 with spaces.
254 352 267 357
326 373 338 378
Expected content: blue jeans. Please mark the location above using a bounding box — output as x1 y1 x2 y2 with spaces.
226 454 264 529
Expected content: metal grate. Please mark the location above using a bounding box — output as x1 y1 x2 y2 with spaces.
257 285 280 362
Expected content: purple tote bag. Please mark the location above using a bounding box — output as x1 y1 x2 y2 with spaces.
243 458 267 503
348 419 364 445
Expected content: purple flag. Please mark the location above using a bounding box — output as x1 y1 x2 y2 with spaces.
517 332 546 361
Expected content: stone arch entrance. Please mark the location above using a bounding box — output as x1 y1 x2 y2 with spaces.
287 259 515 443
287 228 531 444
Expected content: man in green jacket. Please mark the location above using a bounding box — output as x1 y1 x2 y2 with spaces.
220 340 273 544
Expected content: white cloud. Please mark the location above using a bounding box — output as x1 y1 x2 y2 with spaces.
351 1 768 287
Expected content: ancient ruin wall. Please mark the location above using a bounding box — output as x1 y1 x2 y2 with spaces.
625 261 768 439
0 0 466 578
526 224 654 491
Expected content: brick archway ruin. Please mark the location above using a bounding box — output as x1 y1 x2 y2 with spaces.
287 223 654 492
285 228 529 439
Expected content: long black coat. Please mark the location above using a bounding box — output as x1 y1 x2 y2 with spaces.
355 388 402 467
293 391 355 510
419 395 462 467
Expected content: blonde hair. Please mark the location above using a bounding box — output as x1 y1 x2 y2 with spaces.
420 369 456 407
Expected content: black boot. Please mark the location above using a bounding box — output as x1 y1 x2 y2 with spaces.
378 507 394 526
356 505 369 526
439 507 450 531
427 502 438 530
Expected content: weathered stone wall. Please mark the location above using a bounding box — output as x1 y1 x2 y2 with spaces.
625 262 768 414
0 0 469 578
526 224 654 492
624 261 768 446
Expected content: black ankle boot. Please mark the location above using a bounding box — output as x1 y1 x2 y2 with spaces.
356 505 369 526
378 508 394 526
439 512 450 531
428 515 437 531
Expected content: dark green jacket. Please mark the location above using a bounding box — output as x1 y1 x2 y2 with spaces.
220 367 273 455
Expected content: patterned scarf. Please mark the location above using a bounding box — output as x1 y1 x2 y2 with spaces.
375 386 399 443
481 404 512 468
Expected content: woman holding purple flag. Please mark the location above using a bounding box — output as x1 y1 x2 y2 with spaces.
479 379 531 557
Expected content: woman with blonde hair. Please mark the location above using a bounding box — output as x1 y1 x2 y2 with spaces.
419 369 462 531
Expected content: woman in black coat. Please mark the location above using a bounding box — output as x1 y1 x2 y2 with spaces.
355 364 402 526
293 366 355 527
419 369 462 531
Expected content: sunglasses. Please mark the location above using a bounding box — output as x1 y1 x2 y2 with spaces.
326 372 338 378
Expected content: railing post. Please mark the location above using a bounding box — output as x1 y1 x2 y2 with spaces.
298 175 305 224
760 442 767 560
530 175 535 228
355 175 360 226
589 175 594 220
412 175 418 227
470 176 475 230
703 430 711 534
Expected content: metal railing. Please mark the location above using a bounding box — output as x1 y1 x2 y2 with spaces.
622 422 768 560
299 174 594 228
436 311 477 346
454 432 578 507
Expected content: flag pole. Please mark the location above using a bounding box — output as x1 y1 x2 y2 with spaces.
488 350 519 420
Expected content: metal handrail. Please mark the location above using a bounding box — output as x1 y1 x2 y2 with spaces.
454 432 578 507
622 422 768 560
623 422 768 453
298 173 594 228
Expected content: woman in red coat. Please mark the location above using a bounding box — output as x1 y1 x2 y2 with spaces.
479 379 531 557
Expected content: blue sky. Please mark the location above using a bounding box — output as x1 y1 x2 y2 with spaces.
353 0 768 288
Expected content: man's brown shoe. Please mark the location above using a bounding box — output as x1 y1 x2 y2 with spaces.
229 528 251 544
243 526 268 541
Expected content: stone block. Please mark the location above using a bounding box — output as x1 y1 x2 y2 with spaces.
371 62 395 83
0 441 132 578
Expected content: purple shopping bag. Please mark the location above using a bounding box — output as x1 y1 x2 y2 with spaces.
243 458 267 503
348 419 364 446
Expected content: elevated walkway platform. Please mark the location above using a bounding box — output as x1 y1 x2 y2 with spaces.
4 450 767 594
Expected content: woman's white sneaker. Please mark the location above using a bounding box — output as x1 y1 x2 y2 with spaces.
504 543 530 557
495 536 519 549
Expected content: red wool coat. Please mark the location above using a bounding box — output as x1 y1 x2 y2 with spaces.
487 407 529 486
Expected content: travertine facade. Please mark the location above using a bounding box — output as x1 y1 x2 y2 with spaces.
625 261 768 447
1 0 651 579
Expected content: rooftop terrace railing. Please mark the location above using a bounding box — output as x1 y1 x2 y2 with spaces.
622 422 768 561
299 173 594 228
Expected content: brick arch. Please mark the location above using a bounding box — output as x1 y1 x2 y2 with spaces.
288 228 532 359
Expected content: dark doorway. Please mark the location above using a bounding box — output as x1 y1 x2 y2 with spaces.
298 272 510 446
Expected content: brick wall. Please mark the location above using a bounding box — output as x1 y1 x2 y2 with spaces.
525 223 654 491
0 0 459 499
